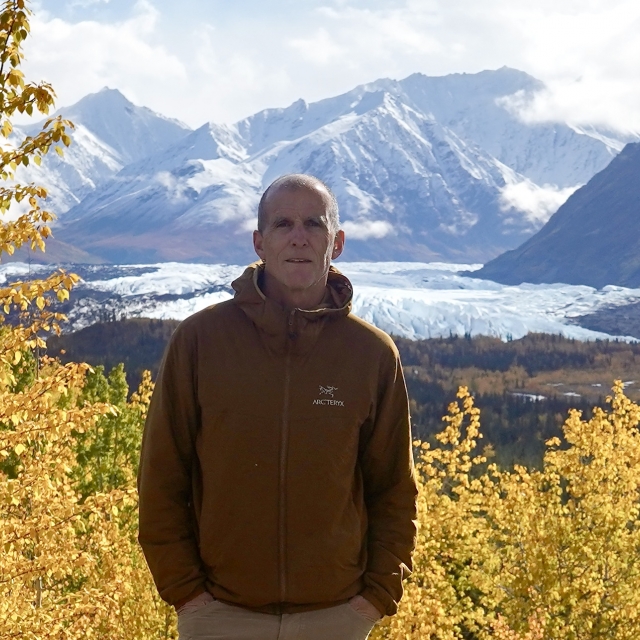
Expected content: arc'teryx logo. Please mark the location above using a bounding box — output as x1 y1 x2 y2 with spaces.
313 385 344 407
319 385 338 397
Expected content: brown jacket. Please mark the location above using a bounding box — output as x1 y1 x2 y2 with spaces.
137 263 417 616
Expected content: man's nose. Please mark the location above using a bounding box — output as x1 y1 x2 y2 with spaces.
289 222 309 245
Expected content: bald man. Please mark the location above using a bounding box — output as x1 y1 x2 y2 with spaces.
138 174 417 640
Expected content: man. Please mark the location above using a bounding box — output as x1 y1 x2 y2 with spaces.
138 174 417 640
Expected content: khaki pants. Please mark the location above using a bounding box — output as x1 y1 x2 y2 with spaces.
177 600 377 640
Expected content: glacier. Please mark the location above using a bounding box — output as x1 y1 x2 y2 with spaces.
2 261 638 342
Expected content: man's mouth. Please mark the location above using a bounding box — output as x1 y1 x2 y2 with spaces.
286 259 312 263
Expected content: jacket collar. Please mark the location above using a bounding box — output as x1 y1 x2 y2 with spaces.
231 261 353 354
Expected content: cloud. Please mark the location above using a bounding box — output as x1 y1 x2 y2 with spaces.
341 219 395 240
190 24 292 124
500 180 578 226
281 0 640 134
289 28 346 65
21 1 187 122
21 2 296 126
489 1 640 132
68 0 111 8
18 0 640 133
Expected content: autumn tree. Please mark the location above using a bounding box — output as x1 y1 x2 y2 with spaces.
0 1 176 637
373 381 640 640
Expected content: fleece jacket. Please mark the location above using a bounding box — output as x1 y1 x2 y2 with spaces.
137 263 418 617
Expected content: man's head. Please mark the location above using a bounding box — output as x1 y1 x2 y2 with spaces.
253 174 345 310
257 174 340 235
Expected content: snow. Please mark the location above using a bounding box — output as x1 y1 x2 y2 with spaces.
512 393 547 401
86 263 243 296
3 261 639 341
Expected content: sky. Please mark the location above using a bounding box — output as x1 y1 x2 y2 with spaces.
19 0 640 133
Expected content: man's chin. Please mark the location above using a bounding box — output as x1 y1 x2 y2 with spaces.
282 279 316 292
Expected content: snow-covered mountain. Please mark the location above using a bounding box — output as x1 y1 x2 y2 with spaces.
11 88 191 214
2 261 638 342
8 69 632 264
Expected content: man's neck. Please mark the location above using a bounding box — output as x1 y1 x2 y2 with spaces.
260 270 328 311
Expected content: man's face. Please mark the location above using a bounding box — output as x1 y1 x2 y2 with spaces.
253 184 345 308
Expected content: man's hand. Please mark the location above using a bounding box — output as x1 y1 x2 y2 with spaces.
348 595 382 622
176 591 215 616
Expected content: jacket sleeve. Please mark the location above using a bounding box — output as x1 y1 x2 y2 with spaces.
359 344 418 617
137 323 207 606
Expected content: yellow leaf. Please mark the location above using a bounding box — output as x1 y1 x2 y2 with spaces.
36 296 45 310
14 443 25 456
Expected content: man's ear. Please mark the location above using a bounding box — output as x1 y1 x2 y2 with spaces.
253 230 265 260
331 229 345 260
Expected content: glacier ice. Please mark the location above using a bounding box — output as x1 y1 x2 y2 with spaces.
2 261 638 342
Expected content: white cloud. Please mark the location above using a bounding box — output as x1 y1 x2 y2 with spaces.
489 1 640 132
16 0 640 133
281 0 640 134
68 0 111 8
500 180 579 226
341 219 395 240
289 28 346 65
21 1 187 121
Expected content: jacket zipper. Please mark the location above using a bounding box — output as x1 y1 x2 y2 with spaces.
279 309 296 604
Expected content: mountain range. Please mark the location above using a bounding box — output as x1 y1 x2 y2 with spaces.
10 67 632 264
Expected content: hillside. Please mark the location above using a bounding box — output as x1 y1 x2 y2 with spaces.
47 318 179 388
475 142 640 287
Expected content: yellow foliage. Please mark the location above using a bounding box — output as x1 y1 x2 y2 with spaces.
0 0 76 370
0 2 177 637
373 381 640 640
0 360 176 639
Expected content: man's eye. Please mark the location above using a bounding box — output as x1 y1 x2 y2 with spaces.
275 220 291 228
305 219 322 227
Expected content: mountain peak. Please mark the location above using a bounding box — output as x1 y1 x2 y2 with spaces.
22 68 628 268
65 87 135 115
97 86 123 95
46 87 192 166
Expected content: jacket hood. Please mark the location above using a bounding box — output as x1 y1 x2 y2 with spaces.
231 261 353 354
